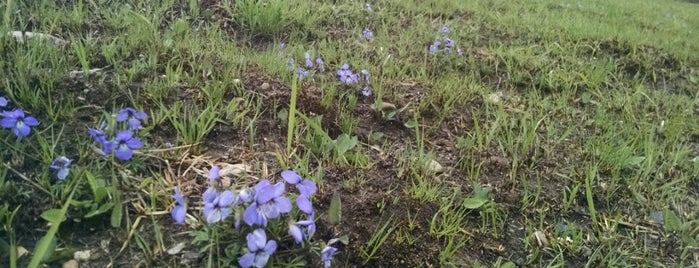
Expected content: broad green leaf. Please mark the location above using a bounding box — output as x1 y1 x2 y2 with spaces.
338 235 349 245
94 187 108 203
463 198 488 209
40 209 64 224
334 134 357 155
663 208 682 232
86 171 98 195
328 192 341 225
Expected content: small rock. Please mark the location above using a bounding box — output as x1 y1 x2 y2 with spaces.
260 82 271 90
183 251 201 259
232 78 242 85
74 250 91 261
427 159 444 173
380 102 396 112
89 251 102 261
8 31 67 45
63 260 79 268
16 246 29 258
219 163 253 177
167 242 186 255
487 92 502 104
531 230 549 248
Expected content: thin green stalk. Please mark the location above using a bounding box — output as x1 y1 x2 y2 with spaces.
3 0 13 28
585 165 598 227
286 77 298 157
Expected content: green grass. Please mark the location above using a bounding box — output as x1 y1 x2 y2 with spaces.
0 0 698 267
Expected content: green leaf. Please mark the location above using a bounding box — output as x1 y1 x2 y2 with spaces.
111 204 123 228
624 156 645 166
663 208 682 232
404 119 418 129
369 131 384 142
500 262 517 268
94 188 108 203
40 209 64 224
473 185 493 199
85 202 114 218
338 235 349 245
463 197 488 209
34 234 57 263
334 134 357 155
328 192 341 225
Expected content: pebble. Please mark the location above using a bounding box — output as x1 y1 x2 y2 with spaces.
260 82 271 90
16 246 28 258
531 230 549 247
380 102 396 112
74 250 91 261
487 92 502 104
219 163 253 177
63 260 79 268
167 242 186 255
427 159 444 173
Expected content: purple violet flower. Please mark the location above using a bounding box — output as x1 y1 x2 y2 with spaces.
316 58 325 72
116 107 148 130
281 170 317 197
1 109 39 138
243 180 292 226
296 194 314 214
171 187 186 224
362 86 373 96
202 188 236 224
50 156 72 180
321 245 339 268
114 130 143 160
304 52 313 68
363 28 374 40
209 165 220 183
289 217 315 244
297 67 310 80
239 229 277 268
444 38 455 48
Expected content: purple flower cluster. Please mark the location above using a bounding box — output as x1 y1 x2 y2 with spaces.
88 107 146 161
172 167 322 267
428 26 464 57
337 64 373 96
0 97 39 138
290 51 325 80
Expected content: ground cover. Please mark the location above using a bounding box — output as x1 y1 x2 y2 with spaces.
0 0 698 267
